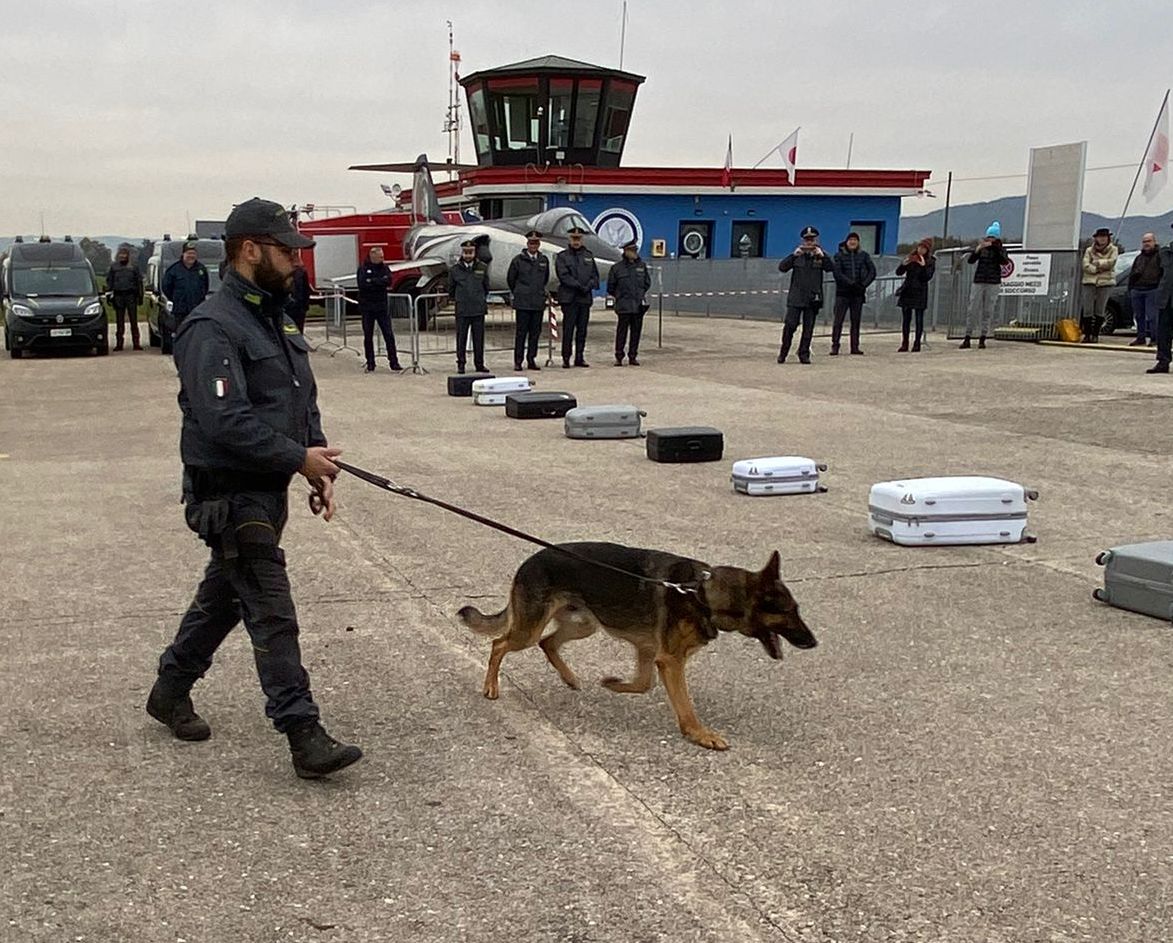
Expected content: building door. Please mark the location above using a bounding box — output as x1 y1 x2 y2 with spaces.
678 221 713 259
730 221 766 258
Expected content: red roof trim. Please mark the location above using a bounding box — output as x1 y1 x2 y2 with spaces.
426 165 930 197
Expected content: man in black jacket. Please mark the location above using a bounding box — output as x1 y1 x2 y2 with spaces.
357 247 403 373
777 226 834 364
960 222 1009 349
554 226 600 368
830 232 876 355
161 241 210 349
1128 232 1162 347
150 197 362 780
285 265 312 334
607 239 651 366
106 246 144 351
450 239 490 374
506 230 548 371
1146 225 1173 374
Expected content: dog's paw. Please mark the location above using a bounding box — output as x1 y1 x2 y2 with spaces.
561 673 582 691
482 680 499 700
687 727 729 751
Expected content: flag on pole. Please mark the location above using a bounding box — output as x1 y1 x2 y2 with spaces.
780 128 799 184
721 135 733 189
1142 93 1169 202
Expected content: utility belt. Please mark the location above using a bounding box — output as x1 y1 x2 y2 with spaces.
182 466 290 561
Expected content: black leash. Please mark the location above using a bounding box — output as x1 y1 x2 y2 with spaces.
333 459 708 595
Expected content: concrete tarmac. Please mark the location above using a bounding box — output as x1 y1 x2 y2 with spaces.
1 317 1170 943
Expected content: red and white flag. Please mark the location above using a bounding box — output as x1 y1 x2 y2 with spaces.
721 135 733 188
1142 93 1169 202
780 128 799 184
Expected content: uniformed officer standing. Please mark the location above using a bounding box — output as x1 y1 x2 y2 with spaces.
554 225 599 368
357 247 403 373
105 246 144 351
449 238 490 374
506 230 549 372
777 226 834 364
148 197 362 781
606 239 651 366
161 240 210 348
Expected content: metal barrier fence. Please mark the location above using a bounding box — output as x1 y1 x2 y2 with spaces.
649 256 912 334
929 248 1081 339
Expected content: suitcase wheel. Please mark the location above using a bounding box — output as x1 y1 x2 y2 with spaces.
1025 489 1040 501
1023 534 1038 544
1094 550 1110 566
1092 587 1106 603
817 485 829 493
816 463 828 472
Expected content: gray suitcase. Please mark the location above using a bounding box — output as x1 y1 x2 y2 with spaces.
564 404 646 439
1094 541 1173 622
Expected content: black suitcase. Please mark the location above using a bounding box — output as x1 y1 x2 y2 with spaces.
447 372 494 397
646 426 724 463
505 391 578 419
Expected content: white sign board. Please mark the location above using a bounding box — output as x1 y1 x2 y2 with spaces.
999 252 1052 296
1023 142 1087 249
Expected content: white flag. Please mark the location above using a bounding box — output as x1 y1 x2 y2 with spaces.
1142 94 1169 202
779 128 799 184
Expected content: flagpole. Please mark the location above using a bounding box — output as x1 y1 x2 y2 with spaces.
1115 88 1169 239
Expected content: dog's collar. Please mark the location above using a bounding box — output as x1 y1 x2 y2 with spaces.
662 570 712 596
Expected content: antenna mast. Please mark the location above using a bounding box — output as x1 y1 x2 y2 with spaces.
444 21 462 174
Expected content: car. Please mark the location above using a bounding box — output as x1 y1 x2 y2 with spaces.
145 236 225 353
1102 250 1139 334
2 236 108 358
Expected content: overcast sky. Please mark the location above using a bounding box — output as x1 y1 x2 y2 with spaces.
4 0 1171 236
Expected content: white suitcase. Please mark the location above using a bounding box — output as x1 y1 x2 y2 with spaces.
868 475 1038 546
731 456 826 495
471 376 532 406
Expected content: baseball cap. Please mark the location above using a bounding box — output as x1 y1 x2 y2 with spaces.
225 197 314 248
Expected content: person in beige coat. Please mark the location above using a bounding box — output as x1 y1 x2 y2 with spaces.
1080 227 1118 343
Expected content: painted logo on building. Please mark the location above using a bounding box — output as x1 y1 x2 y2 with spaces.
591 208 643 250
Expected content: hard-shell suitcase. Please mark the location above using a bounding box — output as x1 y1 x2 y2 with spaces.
447 372 494 397
646 427 724 464
564 405 646 439
471 376 532 406
868 475 1038 546
731 456 827 495
505 391 578 419
1093 541 1173 621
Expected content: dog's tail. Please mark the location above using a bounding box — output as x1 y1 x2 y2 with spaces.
457 603 510 637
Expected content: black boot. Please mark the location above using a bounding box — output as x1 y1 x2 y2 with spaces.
897 329 909 352
526 359 541 371
958 336 971 349
287 720 363 779
911 335 922 352
146 680 211 741
978 335 987 349
1146 362 1169 374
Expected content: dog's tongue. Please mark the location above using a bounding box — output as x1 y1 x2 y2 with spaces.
757 630 783 660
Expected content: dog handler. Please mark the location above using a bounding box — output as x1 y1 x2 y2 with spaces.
147 197 362 780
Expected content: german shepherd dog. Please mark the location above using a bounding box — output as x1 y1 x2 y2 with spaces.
458 541 817 750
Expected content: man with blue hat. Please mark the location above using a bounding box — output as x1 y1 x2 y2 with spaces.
959 221 1009 349
777 225 834 364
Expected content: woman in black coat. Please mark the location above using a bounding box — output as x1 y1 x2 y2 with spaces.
895 238 936 352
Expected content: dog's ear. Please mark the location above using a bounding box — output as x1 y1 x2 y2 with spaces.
761 550 781 582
